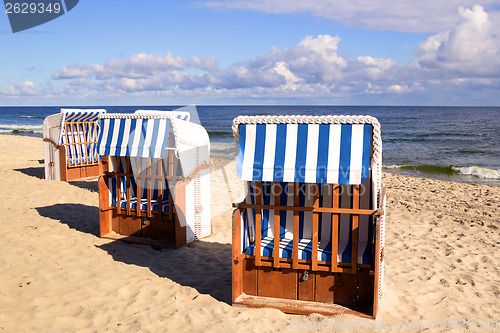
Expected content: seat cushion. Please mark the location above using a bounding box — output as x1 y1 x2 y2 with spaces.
245 236 371 264
111 197 170 212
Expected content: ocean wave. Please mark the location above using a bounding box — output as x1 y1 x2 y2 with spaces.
207 130 233 138
19 115 44 119
384 164 500 180
0 123 43 134
418 132 476 138
453 166 500 179
210 142 236 155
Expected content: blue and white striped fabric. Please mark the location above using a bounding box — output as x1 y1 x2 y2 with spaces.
242 181 373 264
236 123 372 185
98 118 171 158
108 175 170 212
62 110 104 124
58 110 105 164
61 122 100 164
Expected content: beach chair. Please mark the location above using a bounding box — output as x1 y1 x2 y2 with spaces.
42 109 106 181
97 112 212 248
231 115 386 318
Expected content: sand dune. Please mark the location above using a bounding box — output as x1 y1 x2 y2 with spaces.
0 134 498 332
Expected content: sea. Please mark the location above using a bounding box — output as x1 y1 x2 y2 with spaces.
1 105 499 186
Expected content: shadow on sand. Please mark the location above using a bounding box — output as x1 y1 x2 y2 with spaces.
15 166 44 179
97 240 232 304
35 203 100 237
14 166 99 194
69 180 99 193
35 203 232 304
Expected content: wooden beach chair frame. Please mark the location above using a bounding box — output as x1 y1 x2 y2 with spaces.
231 115 386 318
42 109 106 181
97 112 212 248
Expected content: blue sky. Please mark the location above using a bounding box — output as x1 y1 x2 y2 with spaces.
1 0 500 105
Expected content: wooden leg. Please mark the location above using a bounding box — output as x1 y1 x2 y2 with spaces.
99 176 112 237
232 209 243 303
174 182 187 248
59 146 68 182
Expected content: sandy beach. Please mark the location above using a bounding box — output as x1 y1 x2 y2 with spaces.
0 134 498 332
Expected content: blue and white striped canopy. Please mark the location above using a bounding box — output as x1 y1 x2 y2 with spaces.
61 109 106 123
98 117 171 158
236 123 372 184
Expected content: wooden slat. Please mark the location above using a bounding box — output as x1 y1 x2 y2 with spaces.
238 203 377 216
91 122 97 165
157 158 163 218
168 151 174 220
351 185 359 273
293 183 300 270
77 123 84 168
86 122 96 166
136 158 142 217
64 123 72 167
331 185 339 272
254 182 262 266
116 157 122 215
244 255 369 272
273 183 280 268
83 123 89 166
79 123 85 166
147 158 152 218
312 184 319 271
126 157 131 216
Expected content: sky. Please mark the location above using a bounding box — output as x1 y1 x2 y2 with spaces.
1 0 500 106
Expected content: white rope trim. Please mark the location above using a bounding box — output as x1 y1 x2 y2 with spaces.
134 109 174 113
232 115 382 163
171 118 185 149
99 113 181 120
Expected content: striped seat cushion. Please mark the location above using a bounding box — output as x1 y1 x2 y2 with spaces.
68 155 100 165
108 159 170 213
245 237 371 264
112 197 170 212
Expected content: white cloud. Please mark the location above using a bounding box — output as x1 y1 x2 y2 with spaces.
197 0 500 33
0 81 39 96
414 5 500 77
1 6 499 104
52 52 190 80
285 35 347 82
190 55 219 71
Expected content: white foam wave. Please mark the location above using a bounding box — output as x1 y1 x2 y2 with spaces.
210 142 236 155
0 123 43 134
383 165 402 169
453 166 500 180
